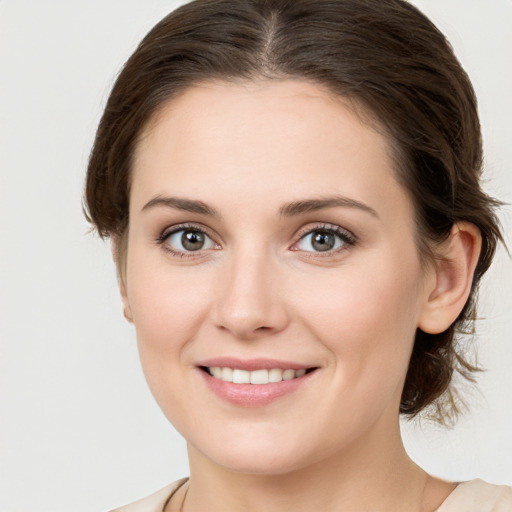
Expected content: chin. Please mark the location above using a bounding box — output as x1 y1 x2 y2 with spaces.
210 450 309 476
189 429 325 476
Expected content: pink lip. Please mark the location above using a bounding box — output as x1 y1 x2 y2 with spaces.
196 357 314 371
196 358 318 407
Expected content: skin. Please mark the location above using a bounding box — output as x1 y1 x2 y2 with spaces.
119 79 481 511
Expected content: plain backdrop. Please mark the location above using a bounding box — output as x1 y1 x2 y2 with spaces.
0 1 511 511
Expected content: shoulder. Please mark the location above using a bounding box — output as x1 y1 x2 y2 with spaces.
436 479 512 512
109 478 189 512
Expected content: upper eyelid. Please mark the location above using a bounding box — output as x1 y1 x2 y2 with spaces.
160 222 219 242
294 223 356 241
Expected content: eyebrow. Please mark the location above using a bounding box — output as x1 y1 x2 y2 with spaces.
141 194 378 219
141 195 221 217
279 195 379 218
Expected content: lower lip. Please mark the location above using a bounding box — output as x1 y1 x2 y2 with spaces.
199 369 315 406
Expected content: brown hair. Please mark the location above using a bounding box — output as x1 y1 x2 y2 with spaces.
85 0 502 423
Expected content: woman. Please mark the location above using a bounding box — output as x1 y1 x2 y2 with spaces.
85 0 511 510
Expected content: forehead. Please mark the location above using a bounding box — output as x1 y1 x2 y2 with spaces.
138 79 384 157
131 79 411 223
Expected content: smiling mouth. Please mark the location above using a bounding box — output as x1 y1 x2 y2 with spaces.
200 366 317 384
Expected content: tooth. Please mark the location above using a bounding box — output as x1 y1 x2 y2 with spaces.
209 366 307 383
233 369 250 384
268 368 283 382
211 367 222 378
221 367 233 382
250 369 269 384
282 369 295 381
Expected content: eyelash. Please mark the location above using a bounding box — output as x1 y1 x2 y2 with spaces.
292 224 357 257
156 222 357 259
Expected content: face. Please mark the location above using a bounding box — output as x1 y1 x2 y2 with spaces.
123 80 434 475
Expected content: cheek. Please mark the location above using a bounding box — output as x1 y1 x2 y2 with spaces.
125 254 213 428
297 254 423 380
126 250 212 358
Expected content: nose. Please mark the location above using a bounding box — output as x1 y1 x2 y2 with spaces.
212 250 290 340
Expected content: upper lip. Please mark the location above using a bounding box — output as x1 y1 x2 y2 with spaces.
196 357 317 371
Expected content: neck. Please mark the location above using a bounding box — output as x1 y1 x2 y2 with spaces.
182 419 445 512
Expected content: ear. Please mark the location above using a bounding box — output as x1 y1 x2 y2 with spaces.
418 222 482 334
111 237 133 324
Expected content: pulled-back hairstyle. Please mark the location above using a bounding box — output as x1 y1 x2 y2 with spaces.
85 0 502 423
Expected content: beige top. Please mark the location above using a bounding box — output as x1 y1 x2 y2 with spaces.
110 479 187 512
110 478 512 512
435 479 512 512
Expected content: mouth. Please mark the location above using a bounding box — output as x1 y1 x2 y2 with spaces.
197 359 319 406
200 366 316 384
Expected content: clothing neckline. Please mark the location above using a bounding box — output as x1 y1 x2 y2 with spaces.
164 477 461 511
163 478 189 511
155 477 512 512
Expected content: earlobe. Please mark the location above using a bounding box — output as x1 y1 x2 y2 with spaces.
121 285 134 323
111 237 133 324
418 222 482 334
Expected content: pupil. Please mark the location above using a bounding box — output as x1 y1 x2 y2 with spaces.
182 230 205 251
312 231 334 251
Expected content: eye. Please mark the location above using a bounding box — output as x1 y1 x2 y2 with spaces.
294 226 355 253
163 227 217 253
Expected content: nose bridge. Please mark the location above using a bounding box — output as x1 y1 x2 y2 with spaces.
214 243 288 339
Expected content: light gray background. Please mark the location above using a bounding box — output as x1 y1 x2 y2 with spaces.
0 1 511 511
